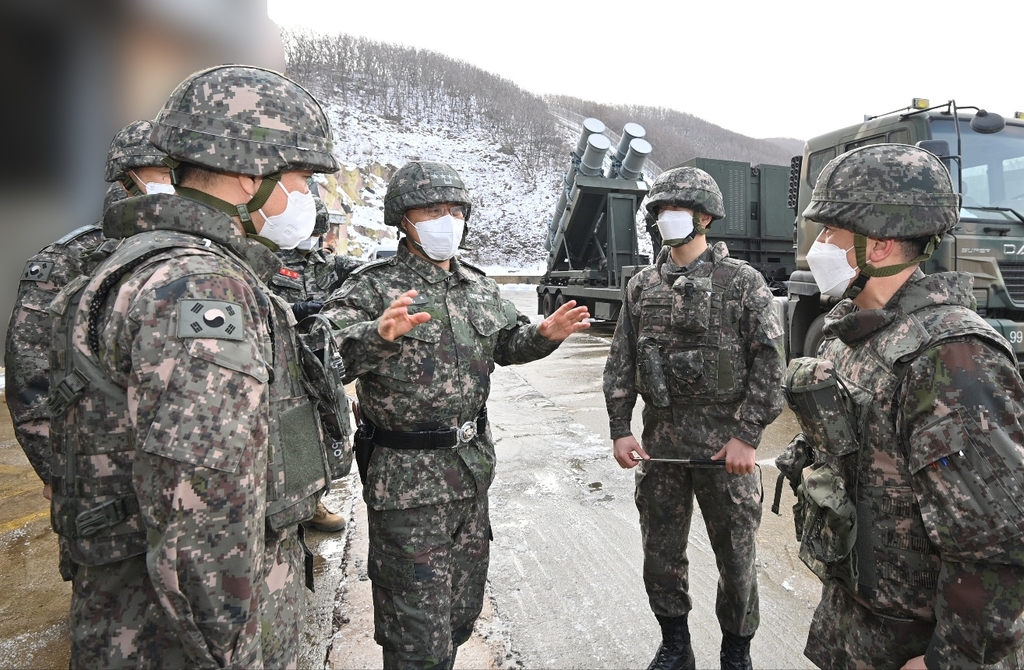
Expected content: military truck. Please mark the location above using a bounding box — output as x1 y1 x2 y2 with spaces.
787 99 1024 361
537 118 794 321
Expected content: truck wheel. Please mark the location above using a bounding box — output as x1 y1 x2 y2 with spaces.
542 292 554 318
554 293 566 312
803 314 827 357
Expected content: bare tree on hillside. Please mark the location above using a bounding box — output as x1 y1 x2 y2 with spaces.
281 29 561 180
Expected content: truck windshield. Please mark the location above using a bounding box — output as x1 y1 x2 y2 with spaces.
930 117 1024 222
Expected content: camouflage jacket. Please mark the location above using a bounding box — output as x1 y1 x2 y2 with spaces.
54 195 326 667
4 224 113 484
603 242 785 456
322 243 560 511
809 269 1024 667
269 246 362 304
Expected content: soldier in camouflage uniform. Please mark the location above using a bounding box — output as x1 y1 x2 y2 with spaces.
50 65 335 668
778 143 1024 668
322 160 591 669
4 120 171 503
269 182 363 532
603 166 785 670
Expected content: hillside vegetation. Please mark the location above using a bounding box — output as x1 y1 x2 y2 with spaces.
283 31 802 175
281 31 804 267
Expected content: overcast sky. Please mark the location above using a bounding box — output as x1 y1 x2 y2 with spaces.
267 0 1019 141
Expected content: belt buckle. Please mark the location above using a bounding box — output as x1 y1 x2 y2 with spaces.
456 420 477 445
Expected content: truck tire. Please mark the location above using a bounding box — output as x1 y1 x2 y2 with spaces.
554 293 566 313
542 291 554 318
803 314 827 358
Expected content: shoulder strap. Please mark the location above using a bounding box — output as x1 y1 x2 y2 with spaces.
54 223 102 247
881 304 1015 370
349 256 394 276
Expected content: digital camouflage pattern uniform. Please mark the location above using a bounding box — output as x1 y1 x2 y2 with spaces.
4 120 163 489
323 241 560 668
780 144 1024 668
270 245 362 481
603 240 785 638
6 224 106 485
57 196 326 668
794 270 1024 669
50 65 337 668
271 246 363 306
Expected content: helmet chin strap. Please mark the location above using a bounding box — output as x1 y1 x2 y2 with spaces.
173 169 282 249
842 233 939 299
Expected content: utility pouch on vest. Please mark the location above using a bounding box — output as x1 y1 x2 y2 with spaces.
784 357 860 457
772 432 815 540
670 276 712 333
266 400 327 531
297 315 353 481
352 401 375 486
635 336 671 408
798 462 858 590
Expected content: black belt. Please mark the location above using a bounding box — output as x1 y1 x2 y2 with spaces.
368 407 487 450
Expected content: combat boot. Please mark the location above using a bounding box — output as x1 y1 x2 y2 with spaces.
647 614 695 670
301 500 346 533
720 630 753 670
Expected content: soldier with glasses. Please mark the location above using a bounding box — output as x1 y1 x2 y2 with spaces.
323 160 590 669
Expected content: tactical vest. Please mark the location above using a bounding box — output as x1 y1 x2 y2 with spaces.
47 230 328 567
634 257 748 406
786 303 1013 620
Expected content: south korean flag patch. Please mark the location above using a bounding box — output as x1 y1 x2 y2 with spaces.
177 299 245 341
22 260 53 282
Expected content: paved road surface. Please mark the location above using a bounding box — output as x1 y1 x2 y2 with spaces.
0 284 822 669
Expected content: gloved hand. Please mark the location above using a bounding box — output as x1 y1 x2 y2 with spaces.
291 300 324 322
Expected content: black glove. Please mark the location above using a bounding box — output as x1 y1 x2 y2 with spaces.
291 300 323 322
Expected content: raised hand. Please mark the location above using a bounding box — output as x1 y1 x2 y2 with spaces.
377 290 431 342
538 299 591 341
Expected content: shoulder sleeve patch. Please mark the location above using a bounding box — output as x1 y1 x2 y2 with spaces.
22 260 54 282
177 299 245 341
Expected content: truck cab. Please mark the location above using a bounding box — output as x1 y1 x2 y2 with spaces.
787 100 1024 362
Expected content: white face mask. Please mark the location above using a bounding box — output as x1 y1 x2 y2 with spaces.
258 181 317 250
806 240 857 298
657 209 695 247
295 236 319 252
408 214 464 261
144 182 175 195
129 170 175 195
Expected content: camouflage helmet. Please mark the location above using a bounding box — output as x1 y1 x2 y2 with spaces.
103 120 168 183
383 161 472 226
803 143 958 239
644 165 726 228
151 65 338 177
102 181 130 213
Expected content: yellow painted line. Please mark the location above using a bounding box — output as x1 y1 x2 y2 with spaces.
0 509 49 534
1 486 42 499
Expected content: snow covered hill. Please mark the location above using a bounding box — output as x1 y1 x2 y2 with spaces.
319 102 569 269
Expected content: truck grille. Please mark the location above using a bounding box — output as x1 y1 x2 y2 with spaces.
999 262 1024 303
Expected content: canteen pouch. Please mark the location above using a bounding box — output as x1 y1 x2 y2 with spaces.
784 357 860 457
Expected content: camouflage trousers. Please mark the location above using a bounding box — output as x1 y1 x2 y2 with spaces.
70 556 197 669
367 494 490 669
805 581 1024 669
635 459 761 637
68 525 304 669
